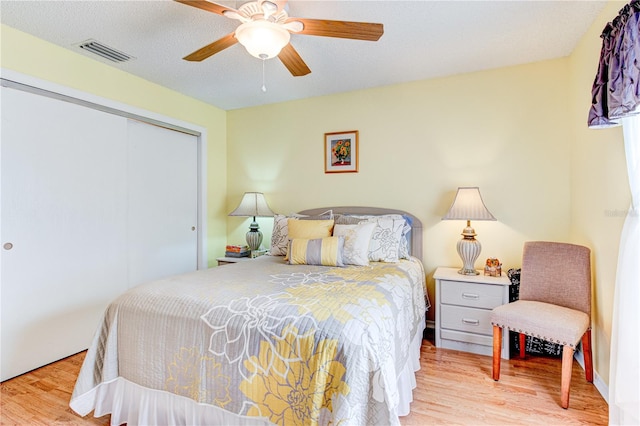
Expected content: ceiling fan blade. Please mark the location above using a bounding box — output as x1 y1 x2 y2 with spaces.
278 44 311 77
183 33 238 62
283 21 304 33
292 18 383 41
174 0 237 17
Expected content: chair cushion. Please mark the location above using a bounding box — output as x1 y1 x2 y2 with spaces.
490 300 589 348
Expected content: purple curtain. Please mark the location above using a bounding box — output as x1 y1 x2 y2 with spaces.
588 0 640 128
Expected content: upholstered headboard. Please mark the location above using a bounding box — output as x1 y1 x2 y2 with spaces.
297 206 423 262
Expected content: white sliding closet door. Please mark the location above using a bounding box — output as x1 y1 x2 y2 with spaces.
1 87 201 382
126 120 198 286
1 87 129 381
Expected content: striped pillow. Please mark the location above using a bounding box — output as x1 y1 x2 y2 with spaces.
287 237 345 266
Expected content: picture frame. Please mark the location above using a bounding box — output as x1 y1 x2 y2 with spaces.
324 130 359 173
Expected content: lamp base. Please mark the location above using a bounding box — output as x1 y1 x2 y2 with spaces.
457 236 481 276
246 221 263 252
457 267 480 276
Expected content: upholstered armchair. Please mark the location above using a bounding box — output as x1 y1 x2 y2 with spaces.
490 241 593 409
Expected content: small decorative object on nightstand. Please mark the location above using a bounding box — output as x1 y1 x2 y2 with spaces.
484 258 502 277
434 266 512 359
250 249 268 258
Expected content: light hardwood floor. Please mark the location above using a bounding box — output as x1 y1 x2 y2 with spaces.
1 337 607 425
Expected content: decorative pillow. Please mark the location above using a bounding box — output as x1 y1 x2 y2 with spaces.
271 215 337 257
398 215 413 259
333 222 376 266
285 219 334 260
365 214 411 260
270 214 297 256
287 218 334 239
364 216 405 262
333 213 412 260
334 214 365 225
287 237 345 266
297 210 333 220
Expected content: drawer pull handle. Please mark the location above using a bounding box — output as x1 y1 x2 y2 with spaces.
462 318 480 326
462 293 479 300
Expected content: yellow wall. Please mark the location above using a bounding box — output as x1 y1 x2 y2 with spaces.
569 0 630 386
227 58 573 322
1 25 228 267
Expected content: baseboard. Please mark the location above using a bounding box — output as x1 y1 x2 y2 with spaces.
593 372 609 404
574 346 609 404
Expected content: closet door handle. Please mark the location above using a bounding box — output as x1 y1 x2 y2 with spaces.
3 242 13 250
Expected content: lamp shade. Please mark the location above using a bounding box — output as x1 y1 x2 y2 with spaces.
442 187 496 221
229 192 275 218
235 20 291 59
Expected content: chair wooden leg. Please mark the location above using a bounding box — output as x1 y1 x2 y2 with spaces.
492 325 502 381
519 332 526 358
561 345 574 409
582 329 594 383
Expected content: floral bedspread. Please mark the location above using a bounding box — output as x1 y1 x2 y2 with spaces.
70 255 427 425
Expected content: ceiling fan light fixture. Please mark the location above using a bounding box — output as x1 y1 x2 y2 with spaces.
235 20 290 59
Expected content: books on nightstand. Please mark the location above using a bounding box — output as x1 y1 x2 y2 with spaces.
225 245 250 258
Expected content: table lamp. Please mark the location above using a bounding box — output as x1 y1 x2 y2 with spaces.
229 192 275 251
442 187 496 275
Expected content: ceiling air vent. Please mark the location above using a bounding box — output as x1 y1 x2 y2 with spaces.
76 39 134 63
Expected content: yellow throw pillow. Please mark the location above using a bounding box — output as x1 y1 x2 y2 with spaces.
288 237 345 266
287 218 334 239
285 219 334 260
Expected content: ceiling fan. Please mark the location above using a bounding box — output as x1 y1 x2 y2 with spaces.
175 0 384 77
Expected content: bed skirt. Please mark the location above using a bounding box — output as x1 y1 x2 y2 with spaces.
71 327 424 425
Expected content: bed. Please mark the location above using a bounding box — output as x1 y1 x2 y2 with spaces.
70 207 429 425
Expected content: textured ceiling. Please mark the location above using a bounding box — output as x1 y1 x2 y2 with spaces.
0 0 607 111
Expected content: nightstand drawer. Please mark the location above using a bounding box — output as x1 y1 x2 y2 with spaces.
440 329 493 348
440 280 504 309
440 304 493 335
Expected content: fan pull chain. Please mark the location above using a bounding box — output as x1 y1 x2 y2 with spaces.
261 59 267 93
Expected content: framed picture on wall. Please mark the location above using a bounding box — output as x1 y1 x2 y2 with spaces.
324 130 359 173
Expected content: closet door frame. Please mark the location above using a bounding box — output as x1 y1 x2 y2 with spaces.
1 69 208 269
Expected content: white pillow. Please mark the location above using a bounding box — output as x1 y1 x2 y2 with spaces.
363 217 405 262
334 213 412 260
333 222 377 266
398 218 412 259
270 214 295 256
366 214 411 259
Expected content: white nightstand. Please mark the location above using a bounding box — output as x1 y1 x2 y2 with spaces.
216 256 251 266
434 267 512 359
217 249 267 266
